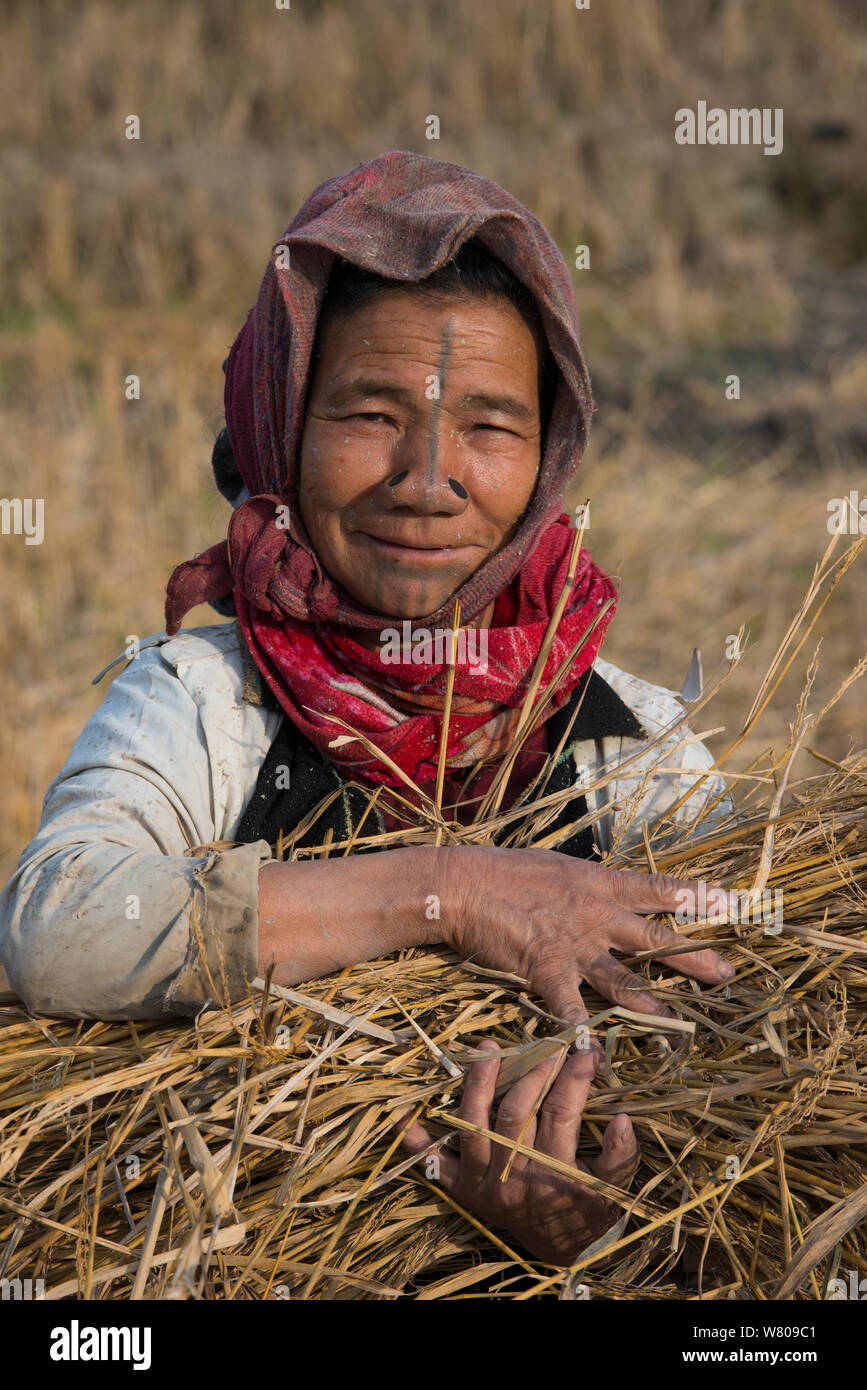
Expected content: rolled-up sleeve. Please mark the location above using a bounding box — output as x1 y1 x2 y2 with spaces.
0 643 272 1019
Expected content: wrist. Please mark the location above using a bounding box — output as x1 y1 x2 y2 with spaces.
428 843 489 954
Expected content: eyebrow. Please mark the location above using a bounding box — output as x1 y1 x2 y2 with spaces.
324 379 415 408
324 378 536 421
456 391 536 422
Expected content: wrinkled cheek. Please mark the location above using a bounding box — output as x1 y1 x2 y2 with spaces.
298 453 356 536
465 457 539 533
301 460 346 506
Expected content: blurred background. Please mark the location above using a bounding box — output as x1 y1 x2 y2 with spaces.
1 0 865 879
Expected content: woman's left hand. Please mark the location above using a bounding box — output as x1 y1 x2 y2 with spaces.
398 1040 640 1267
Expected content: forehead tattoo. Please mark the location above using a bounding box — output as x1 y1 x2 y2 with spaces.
427 318 454 492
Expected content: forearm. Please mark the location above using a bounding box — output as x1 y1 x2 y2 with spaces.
257 846 464 985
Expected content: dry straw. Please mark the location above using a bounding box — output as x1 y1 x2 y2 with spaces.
0 534 865 1300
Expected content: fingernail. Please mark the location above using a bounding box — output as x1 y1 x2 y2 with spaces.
612 1114 630 1145
718 959 736 980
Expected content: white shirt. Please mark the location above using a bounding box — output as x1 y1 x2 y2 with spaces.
0 622 733 1019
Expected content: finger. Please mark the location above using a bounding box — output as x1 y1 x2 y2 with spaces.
584 953 676 1021
616 914 735 985
529 967 594 1037
601 867 740 922
531 977 606 1068
392 1106 426 1146
590 1112 640 1189
459 1038 500 1174
581 899 734 985
397 1116 460 1188
534 1047 598 1165
397 1113 434 1152
492 1052 561 1153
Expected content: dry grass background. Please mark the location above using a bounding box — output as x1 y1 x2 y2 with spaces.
1 0 866 1304
1 0 866 884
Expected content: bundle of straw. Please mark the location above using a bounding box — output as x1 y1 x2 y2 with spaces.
0 532 864 1300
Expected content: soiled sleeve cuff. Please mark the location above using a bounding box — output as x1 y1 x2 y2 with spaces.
163 839 272 1017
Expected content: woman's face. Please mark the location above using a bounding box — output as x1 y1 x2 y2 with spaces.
298 291 543 620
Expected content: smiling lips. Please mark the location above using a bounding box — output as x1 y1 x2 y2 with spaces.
356 532 476 564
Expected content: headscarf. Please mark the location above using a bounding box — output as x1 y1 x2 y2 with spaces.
165 151 618 786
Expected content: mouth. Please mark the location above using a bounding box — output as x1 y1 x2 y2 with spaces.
354 533 478 565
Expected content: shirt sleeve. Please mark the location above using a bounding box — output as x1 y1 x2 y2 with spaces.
0 643 272 1020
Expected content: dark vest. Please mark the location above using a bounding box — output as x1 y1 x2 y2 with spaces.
235 668 646 861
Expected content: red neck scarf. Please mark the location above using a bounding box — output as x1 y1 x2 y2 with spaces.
165 151 618 788
235 516 615 786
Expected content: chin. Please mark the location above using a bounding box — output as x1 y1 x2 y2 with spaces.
374 599 449 621
354 589 456 621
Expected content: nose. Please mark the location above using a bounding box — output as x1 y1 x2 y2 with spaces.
376 423 469 517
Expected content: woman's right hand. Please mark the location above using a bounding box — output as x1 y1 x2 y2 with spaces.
437 845 736 1026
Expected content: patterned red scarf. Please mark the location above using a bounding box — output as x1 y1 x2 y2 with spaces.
165 151 618 787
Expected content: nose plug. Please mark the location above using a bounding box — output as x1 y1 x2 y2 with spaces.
387 471 467 498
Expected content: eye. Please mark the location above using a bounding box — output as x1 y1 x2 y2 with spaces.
472 422 518 437
352 411 394 424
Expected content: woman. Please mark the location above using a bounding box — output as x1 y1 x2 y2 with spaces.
0 152 736 1265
